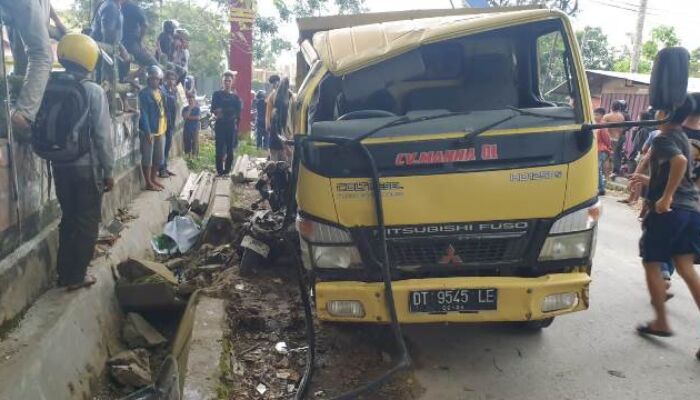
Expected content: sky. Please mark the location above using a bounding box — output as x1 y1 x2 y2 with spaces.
53 0 700 68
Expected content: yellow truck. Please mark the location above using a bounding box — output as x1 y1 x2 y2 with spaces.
291 7 601 329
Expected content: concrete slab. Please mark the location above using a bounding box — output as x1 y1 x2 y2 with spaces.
0 159 189 400
181 296 226 400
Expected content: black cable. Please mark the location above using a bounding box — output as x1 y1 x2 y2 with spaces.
288 135 411 400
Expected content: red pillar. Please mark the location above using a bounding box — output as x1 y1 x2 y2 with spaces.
229 1 255 138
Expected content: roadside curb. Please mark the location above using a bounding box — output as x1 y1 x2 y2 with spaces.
0 159 189 400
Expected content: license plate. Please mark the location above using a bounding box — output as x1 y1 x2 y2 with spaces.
240 235 270 258
409 288 498 313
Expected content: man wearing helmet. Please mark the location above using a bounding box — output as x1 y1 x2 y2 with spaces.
138 65 169 191
52 34 115 290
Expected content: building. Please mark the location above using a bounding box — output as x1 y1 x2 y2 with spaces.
587 70 700 119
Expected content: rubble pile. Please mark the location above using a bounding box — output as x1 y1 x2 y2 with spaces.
100 158 423 399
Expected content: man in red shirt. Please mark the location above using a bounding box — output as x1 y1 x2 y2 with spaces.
595 108 612 195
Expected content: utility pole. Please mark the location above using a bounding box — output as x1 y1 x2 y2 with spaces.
630 0 648 73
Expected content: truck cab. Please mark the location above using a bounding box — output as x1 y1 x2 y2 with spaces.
291 8 599 327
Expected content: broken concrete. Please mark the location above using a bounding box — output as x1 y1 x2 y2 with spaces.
180 295 227 400
118 258 178 285
0 159 189 400
108 349 152 388
122 313 167 348
201 178 233 245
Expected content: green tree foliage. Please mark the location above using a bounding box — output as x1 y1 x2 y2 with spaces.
576 27 613 71
252 0 365 68
690 48 700 78
253 16 292 69
292 0 367 17
641 25 681 63
486 0 578 15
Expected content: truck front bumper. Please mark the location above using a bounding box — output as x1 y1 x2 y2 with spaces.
316 272 591 323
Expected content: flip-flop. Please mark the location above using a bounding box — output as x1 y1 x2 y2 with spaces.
66 275 97 291
637 324 674 338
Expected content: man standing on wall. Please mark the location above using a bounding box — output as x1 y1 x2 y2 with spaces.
211 70 242 176
0 0 53 131
52 34 115 289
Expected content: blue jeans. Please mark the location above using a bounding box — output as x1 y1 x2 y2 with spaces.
160 129 173 172
598 152 609 193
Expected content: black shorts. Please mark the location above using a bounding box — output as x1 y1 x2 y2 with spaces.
640 208 700 262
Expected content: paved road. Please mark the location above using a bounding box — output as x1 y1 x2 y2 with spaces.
406 197 700 400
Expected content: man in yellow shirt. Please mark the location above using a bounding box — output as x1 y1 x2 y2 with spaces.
138 66 169 190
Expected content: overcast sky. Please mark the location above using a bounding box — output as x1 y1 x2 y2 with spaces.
53 0 700 66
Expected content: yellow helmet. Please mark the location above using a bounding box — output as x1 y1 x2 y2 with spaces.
57 33 100 73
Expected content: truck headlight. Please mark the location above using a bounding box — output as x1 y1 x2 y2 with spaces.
538 201 600 261
297 216 362 269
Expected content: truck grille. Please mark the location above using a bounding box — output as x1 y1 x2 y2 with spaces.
381 235 527 267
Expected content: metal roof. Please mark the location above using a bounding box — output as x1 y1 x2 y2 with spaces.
311 8 565 76
587 69 700 93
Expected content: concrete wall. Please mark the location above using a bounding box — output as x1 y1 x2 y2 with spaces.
0 88 186 328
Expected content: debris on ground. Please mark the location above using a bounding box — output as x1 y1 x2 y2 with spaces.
107 349 152 389
122 313 168 349
115 258 184 311
232 154 267 183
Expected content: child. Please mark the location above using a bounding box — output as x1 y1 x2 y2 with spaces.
182 93 200 158
631 97 700 360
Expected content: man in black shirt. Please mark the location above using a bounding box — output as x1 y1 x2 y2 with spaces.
211 70 242 176
632 97 700 355
120 0 158 73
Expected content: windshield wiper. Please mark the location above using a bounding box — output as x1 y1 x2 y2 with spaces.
506 106 575 120
463 112 520 142
353 105 572 144
353 111 472 142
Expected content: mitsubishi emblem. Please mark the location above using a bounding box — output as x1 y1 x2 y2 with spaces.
439 245 463 265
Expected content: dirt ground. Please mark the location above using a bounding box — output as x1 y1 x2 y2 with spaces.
220 182 425 400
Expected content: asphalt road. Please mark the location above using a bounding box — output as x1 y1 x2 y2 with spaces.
405 196 700 400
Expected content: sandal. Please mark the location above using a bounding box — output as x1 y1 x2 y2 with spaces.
636 324 674 338
66 274 97 291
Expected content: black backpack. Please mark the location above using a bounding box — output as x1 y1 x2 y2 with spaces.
32 72 91 163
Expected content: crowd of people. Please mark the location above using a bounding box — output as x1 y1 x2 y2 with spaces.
595 96 700 358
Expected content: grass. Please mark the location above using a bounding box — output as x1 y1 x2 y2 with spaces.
185 131 267 173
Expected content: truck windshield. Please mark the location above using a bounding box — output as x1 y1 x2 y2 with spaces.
308 19 582 129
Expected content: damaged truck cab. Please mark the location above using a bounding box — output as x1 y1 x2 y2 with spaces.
291 8 599 328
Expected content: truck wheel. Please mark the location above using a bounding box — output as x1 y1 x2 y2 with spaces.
521 317 554 331
240 249 264 275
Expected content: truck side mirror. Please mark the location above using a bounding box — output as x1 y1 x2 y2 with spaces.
649 47 690 111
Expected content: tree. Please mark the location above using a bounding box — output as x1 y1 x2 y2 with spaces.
641 25 681 64
486 0 578 15
576 27 614 71
691 47 700 78
291 0 368 17
251 0 366 69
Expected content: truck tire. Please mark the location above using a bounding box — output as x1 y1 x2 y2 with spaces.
240 249 264 275
521 317 554 331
